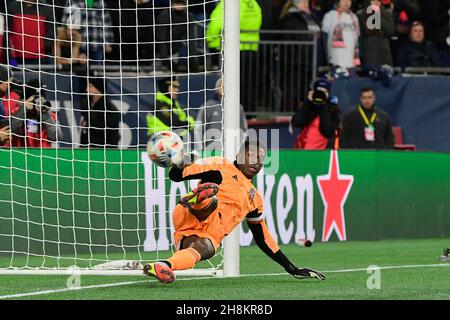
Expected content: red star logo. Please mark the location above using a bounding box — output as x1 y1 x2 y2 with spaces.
317 151 354 242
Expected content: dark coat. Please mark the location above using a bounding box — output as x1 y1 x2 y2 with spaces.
107 0 155 63
81 96 120 148
340 107 395 149
358 4 395 66
396 40 442 68
279 7 322 68
155 7 198 64
418 0 450 48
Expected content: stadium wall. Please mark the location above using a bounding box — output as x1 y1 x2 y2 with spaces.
10 71 220 148
0 149 449 256
11 72 450 152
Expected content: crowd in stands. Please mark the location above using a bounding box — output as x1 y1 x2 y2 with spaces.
0 0 449 150
0 0 448 69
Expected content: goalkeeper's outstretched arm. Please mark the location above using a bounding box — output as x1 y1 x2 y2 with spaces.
168 160 223 185
246 211 326 280
168 153 226 184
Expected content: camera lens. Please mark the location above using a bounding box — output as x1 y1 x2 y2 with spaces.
312 90 327 104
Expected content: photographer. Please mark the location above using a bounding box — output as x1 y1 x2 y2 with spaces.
292 78 340 150
0 65 22 117
10 79 62 148
0 103 10 147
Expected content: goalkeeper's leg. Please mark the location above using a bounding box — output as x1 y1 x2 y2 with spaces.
143 184 219 284
143 236 215 284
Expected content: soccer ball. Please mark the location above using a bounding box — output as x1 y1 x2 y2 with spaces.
147 131 184 168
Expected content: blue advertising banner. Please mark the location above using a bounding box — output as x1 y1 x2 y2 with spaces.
331 76 450 152
10 73 450 152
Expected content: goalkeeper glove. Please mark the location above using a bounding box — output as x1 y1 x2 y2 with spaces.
291 267 326 280
285 263 326 280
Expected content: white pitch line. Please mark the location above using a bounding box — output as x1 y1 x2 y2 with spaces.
0 276 218 300
1 263 449 300
0 280 149 300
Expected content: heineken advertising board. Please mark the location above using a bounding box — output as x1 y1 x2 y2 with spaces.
0 149 449 255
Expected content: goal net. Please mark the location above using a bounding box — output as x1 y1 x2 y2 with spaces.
0 0 235 276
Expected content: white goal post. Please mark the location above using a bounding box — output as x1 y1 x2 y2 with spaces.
222 0 240 278
0 0 241 277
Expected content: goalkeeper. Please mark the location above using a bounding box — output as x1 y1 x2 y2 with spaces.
143 137 326 283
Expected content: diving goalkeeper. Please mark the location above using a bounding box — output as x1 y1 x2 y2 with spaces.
143 138 326 283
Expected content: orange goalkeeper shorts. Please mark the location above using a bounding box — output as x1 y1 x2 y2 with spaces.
172 202 241 253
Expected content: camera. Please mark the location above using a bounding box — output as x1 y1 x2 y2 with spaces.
311 77 332 105
312 90 328 105
24 79 51 117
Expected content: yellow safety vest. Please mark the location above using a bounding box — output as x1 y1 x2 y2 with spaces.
146 92 194 137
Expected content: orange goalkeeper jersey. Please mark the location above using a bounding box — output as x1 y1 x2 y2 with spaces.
170 156 279 253
181 157 263 219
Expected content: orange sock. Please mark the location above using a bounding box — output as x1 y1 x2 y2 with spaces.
167 248 201 270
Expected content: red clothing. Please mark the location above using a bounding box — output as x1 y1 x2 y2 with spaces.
7 1 54 60
10 112 57 148
2 91 21 116
9 14 47 59
294 116 329 150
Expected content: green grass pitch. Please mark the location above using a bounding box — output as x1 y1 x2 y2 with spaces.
0 238 449 300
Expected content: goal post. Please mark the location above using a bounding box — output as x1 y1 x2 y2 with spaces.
222 0 240 278
0 0 241 277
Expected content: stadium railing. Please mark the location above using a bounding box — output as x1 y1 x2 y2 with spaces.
240 30 319 117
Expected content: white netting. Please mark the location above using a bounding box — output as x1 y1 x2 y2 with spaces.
0 0 226 274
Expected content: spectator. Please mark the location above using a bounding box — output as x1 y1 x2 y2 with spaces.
61 0 114 64
392 0 421 39
207 0 262 113
207 0 262 60
340 87 394 149
107 0 155 66
146 77 194 138
80 76 120 148
155 0 200 72
0 12 5 63
186 0 218 20
6 0 55 66
291 78 340 150
279 0 321 39
10 79 62 148
0 83 10 146
0 64 21 117
388 0 421 60
279 0 322 109
258 0 277 32
312 0 341 21
0 65 10 144
396 21 442 68
357 0 395 66
195 77 247 151
322 0 361 73
418 0 449 51
0 124 10 146
54 24 87 66
446 8 450 66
